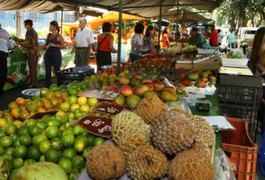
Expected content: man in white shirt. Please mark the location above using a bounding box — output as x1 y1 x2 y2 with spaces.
72 18 94 67
0 26 13 95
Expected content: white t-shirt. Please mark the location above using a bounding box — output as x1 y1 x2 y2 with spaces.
75 27 94 48
130 33 143 55
0 28 13 53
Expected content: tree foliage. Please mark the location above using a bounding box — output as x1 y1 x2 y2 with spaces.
216 0 265 30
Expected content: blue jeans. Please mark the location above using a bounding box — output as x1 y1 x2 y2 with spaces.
129 53 142 63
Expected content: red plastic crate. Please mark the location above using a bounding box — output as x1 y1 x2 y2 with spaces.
221 117 258 180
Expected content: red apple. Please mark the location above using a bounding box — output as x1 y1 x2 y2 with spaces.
134 84 149 97
120 85 133 97
106 85 119 93
142 79 153 84
152 80 165 92
143 82 154 91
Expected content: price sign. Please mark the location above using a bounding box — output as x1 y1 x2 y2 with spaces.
96 101 125 115
78 115 112 138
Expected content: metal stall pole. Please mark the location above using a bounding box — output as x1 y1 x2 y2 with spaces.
117 0 123 74
157 0 163 53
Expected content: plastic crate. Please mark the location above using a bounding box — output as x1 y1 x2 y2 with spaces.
217 74 263 140
57 66 94 85
222 117 258 180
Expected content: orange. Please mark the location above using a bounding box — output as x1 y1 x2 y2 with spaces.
51 99 59 107
11 108 20 119
61 92 69 101
19 110 30 120
55 92 62 98
37 107 46 113
15 97 26 106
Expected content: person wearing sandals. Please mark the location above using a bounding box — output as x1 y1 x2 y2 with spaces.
96 22 117 72
43 21 64 87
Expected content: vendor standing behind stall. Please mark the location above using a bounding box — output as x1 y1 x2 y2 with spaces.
19 19 39 88
210 25 219 47
188 27 210 48
96 22 117 72
129 23 144 62
72 18 94 67
43 21 64 88
0 26 13 95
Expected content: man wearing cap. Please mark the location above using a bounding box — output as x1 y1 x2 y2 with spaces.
72 18 94 67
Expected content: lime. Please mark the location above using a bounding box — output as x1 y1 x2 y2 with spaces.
24 159 36 165
19 135 32 147
44 148 59 163
0 131 5 138
5 123 17 135
58 157 72 173
67 112 75 121
13 158 24 169
61 133 75 148
5 147 15 157
39 155 45 162
73 125 86 136
63 148 76 160
0 145 5 155
47 119 61 127
29 126 41 137
12 138 21 147
82 146 94 159
74 136 88 153
17 126 29 136
25 119 37 127
1 136 12 148
51 138 63 151
87 134 96 146
15 145 27 158
37 121 48 130
32 134 47 146
94 137 105 146
41 114 52 121
58 116 69 124
27 146 41 160
39 140 51 154
72 155 85 170
45 126 59 139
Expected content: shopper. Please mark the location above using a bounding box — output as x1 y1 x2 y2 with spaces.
0 26 13 95
161 28 169 49
96 22 117 72
19 19 39 88
227 28 235 48
210 25 219 47
218 29 223 45
43 21 64 88
188 27 210 48
129 23 144 62
143 25 155 54
72 18 94 67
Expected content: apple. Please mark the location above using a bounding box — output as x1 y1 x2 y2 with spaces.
68 96 78 105
80 104 90 113
77 96 88 106
87 97 98 107
114 95 126 106
120 85 133 97
143 82 154 91
142 79 152 84
60 101 70 112
144 91 157 98
106 85 119 93
134 84 149 97
181 79 192 87
119 77 130 85
130 78 142 87
187 72 199 81
126 95 141 109
152 80 165 91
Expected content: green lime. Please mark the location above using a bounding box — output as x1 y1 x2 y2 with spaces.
39 140 51 154
87 134 96 146
63 148 76 160
19 135 32 147
44 148 59 163
1 136 12 148
24 159 36 165
62 127 74 136
0 131 6 138
32 134 47 146
72 155 85 170
29 126 41 137
37 121 48 130
67 112 75 121
73 125 86 136
5 123 17 135
25 119 37 127
74 136 88 153
12 138 21 147
47 119 61 127
45 126 59 139
61 133 75 148
5 147 15 157
15 145 27 158
17 126 29 136
51 138 63 151
27 146 41 160
13 158 24 169
94 137 105 146
58 157 72 173
39 155 45 162
82 146 94 159
0 145 5 155
41 114 52 121
59 116 69 124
